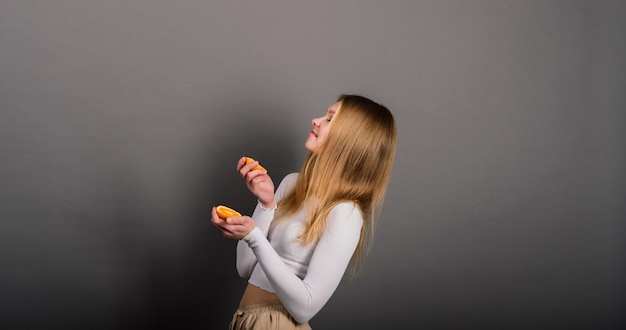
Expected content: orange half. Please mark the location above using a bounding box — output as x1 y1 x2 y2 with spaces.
245 157 267 172
216 205 242 219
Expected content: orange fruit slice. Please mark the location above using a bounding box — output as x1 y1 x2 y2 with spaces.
245 157 267 172
216 205 242 219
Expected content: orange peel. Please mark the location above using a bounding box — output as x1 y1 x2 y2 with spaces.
216 205 242 219
245 157 267 172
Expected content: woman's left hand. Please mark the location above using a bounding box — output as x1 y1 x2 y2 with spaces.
211 206 256 240
237 157 275 208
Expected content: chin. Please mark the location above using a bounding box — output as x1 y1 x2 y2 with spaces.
305 139 315 152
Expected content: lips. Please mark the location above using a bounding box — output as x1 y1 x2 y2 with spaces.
309 130 318 137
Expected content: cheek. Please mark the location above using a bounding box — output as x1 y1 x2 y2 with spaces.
321 125 333 140
318 124 329 138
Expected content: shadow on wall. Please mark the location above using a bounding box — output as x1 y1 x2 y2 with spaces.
110 100 301 329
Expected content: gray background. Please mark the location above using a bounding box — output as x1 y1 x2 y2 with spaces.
1 0 624 329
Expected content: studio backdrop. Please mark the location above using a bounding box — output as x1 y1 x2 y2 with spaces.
1 1 624 329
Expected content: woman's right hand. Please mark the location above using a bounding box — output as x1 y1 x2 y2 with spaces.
211 207 256 240
237 157 275 209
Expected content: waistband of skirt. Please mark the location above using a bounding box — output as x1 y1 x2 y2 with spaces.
237 300 285 313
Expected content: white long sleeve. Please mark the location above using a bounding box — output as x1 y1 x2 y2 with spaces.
235 173 299 279
235 202 274 279
241 193 363 323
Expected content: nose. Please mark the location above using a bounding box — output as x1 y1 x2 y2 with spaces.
312 117 321 127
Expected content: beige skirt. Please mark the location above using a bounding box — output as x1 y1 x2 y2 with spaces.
229 300 312 330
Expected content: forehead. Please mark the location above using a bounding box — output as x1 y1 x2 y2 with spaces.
327 101 342 113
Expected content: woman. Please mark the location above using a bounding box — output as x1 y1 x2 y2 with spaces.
211 94 397 329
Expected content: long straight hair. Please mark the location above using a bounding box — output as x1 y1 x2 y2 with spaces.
274 94 397 270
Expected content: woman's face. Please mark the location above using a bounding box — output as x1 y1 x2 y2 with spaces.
305 101 341 152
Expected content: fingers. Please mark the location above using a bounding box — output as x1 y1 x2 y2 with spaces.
216 217 254 239
236 157 247 172
222 216 248 226
246 169 269 183
239 159 266 179
251 175 265 184
238 157 254 175
212 206 255 239
212 207 240 226
211 207 227 228
212 215 239 238
243 169 270 193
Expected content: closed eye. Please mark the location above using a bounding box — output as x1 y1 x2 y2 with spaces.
326 109 336 122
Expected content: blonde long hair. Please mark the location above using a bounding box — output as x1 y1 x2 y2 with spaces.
274 94 398 270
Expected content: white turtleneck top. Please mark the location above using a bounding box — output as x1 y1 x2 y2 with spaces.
236 173 363 324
